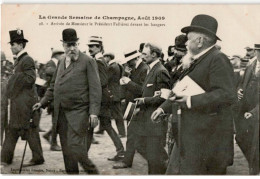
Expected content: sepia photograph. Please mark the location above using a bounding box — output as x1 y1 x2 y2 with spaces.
0 3 259 175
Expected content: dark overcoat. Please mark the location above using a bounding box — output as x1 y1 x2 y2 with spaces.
7 52 39 130
41 51 102 136
161 47 236 174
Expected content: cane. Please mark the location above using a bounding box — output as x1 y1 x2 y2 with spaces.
177 106 181 174
19 118 33 174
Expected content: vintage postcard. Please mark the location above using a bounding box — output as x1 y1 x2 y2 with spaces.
1 4 259 175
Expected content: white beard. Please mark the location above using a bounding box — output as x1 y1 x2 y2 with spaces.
181 53 193 69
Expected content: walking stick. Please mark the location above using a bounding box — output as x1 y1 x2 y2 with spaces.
19 118 32 174
177 106 181 174
19 140 28 174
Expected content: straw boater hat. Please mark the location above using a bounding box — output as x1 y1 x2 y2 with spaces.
181 14 221 41
122 50 141 64
86 36 103 46
253 44 260 50
9 29 28 43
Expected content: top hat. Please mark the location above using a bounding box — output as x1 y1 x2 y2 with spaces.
9 29 28 44
254 44 260 50
173 34 187 51
87 36 103 46
51 48 64 57
122 50 141 64
103 52 115 60
181 14 221 41
61 28 79 43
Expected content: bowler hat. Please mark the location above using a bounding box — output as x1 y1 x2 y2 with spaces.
9 29 28 44
61 28 79 43
253 44 260 50
87 36 103 46
181 14 221 41
173 34 187 51
103 52 115 60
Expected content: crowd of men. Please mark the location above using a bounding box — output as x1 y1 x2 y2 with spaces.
0 14 259 175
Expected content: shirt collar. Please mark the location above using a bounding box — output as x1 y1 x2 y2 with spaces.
95 52 103 59
192 45 215 60
108 59 117 65
16 49 27 59
149 59 160 70
51 58 59 66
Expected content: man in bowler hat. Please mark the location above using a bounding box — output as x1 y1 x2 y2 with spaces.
33 28 102 174
152 14 236 174
1 29 44 167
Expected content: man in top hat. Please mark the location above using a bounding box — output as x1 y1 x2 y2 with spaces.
1 29 45 167
42 48 65 151
113 49 149 169
164 34 188 86
103 52 126 138
152 14 236 174
33 28 101 174
235 44 259 175
87 36 125 161
132 43 170 174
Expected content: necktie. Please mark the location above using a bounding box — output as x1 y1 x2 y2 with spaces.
65 58 71 68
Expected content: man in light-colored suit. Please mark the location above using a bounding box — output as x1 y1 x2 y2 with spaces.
33 28 102 174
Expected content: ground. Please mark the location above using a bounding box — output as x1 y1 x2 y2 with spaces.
1 109 250 175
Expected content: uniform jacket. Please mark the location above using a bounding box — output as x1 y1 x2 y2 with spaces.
107 61 123 102
7 52 39 129
94 54 113 117
125 61 149 103
134 61 170 136
41 51 102 136
161 47 236 172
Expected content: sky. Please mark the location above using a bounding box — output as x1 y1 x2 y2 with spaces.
1 4 260 63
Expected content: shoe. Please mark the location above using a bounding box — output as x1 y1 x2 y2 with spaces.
113 162 131 169
91 138 99 144
22 159 44 167
107 154 124 161
50 144 62 151
39 128 46 132
1 162 9 167
118 134 126 138
43 134 51 143
81 159 99 174
94 130 104 135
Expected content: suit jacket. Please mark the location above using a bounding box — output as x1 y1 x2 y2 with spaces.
125 61 149 103
161 47 236 172
134 61 170 136
107 61 123 102
95 55 112 117
7 52 39 129
41 51 102 136
238 60 259 116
